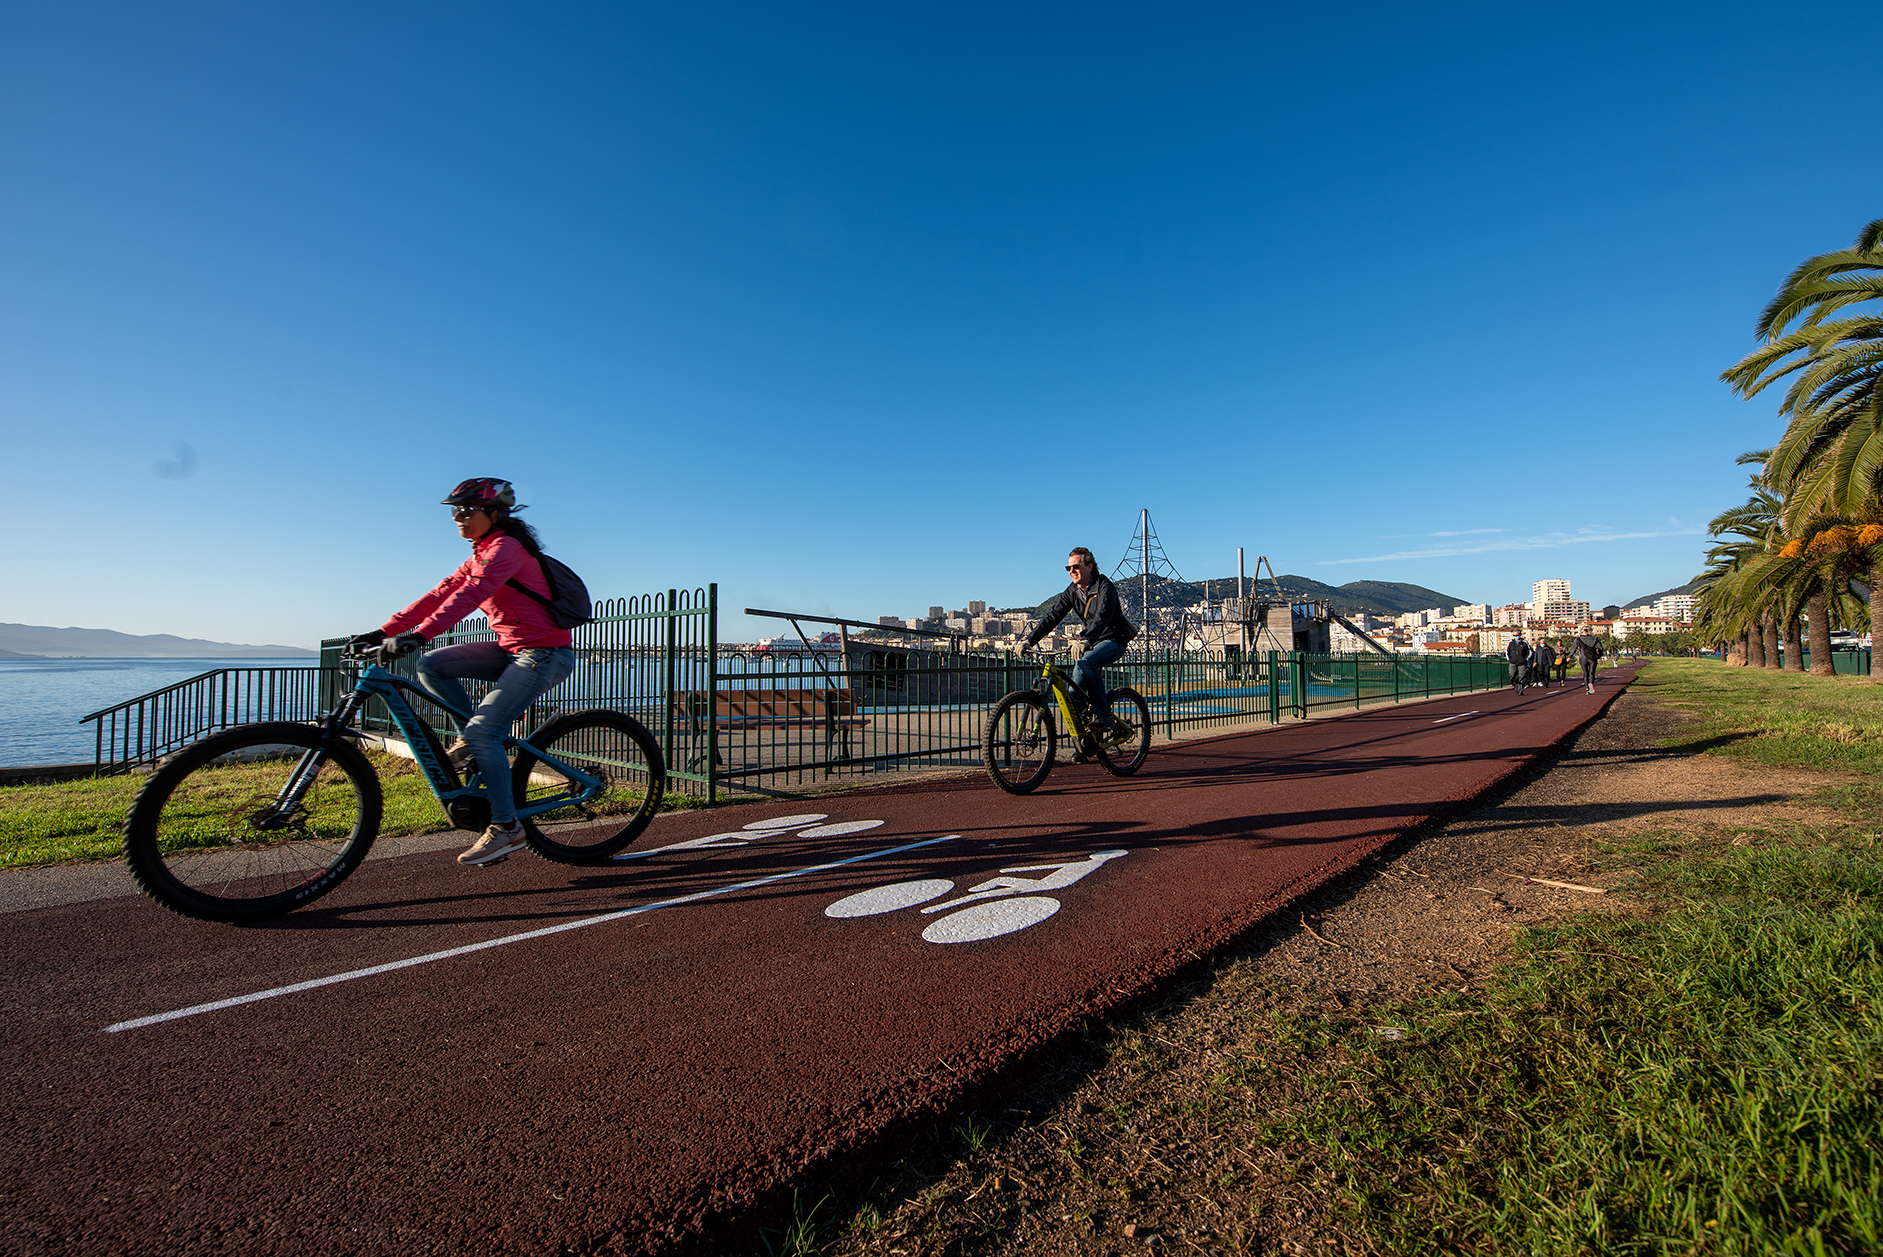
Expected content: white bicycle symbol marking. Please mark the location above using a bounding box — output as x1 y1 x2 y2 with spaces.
825 850 1129 944
613 813 886 861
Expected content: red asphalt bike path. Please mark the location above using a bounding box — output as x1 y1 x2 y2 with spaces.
3 668 1637 1255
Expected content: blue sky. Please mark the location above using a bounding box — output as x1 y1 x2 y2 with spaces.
5 3 1879 647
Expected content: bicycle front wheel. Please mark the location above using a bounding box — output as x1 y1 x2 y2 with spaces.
511 709 665 864
983 691 1056 795
124 722 383 923
1096 687 1152 777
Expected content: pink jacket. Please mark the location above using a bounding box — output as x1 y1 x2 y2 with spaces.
382 533 573 651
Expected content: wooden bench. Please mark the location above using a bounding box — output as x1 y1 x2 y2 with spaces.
670 689 867 769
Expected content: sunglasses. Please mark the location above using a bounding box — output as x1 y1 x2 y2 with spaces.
450 505 487 520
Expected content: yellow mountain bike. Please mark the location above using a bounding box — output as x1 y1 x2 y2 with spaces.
981 648 1151 794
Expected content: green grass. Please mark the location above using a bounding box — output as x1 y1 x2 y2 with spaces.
1644 657 1883 774
1268 826 1883 1253
1255 663 1883 1253
0 749 680 868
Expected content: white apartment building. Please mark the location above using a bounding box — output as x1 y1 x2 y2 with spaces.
1536 599 1593 624
1652 594 1695 623
1533 579 1572 607
1619 615 1676 635
1494 603 1530 626
1451 604 1491 623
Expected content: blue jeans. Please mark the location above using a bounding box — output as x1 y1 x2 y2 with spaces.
1071 638 1127 720
416 642 577 824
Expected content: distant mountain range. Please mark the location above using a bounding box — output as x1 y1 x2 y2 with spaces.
1621 581 1699 610
0 623 317 659
1011 574 1475 619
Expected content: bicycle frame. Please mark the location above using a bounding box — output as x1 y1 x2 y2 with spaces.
1031 656 1092 738
268 660 607 824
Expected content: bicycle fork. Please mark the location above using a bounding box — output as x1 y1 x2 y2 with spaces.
258 693 365 829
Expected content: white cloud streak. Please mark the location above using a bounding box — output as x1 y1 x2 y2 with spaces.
1318 527 1702 565
1381 527 1508 539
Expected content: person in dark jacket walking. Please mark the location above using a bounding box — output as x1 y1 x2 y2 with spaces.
1533 640 1557 689
1024 547 1139 729
1505 634 1530 690
1575 632 1605 693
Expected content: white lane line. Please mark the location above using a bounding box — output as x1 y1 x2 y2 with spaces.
1432 711 1480 724
104 833 959 1034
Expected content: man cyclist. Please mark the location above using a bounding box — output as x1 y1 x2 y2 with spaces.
1023 547 1139 731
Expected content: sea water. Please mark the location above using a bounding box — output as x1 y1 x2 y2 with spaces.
0 658 317 768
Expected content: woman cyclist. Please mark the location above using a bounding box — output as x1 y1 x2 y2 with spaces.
351 478 577 867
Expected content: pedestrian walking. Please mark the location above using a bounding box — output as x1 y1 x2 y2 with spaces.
1533 639 1557 690
1575 632 1605 693
1505 634 1530 690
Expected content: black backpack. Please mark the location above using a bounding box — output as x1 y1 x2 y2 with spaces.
507 554 594 629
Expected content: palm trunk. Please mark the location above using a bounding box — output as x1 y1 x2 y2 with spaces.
1784 612 1803 671
1726 634 1745 666
1870 563 1883 682
1809 591 1834 676
1762 615 1780 669
1747 625 1765 669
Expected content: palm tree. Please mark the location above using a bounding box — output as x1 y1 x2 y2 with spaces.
1723 220 1883 676
1776 518 1882 674
1697 452 1794 667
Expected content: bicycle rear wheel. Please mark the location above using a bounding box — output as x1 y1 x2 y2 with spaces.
1095 687 1152 777
983 691 1056 794
511 709 665 863
124 723 383 923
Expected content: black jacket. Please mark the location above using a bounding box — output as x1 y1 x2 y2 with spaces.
1505 637 1530 664
1534 643 1556 670
1027 575 1139 648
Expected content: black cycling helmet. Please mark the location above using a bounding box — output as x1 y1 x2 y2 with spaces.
441 477 517 512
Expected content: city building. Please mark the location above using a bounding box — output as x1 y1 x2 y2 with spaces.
1536 599 1592 624
1451 604 1491 623
968 600 986 616
1652 594 1695 622
1494 604 1530 626
1532 579 1572 607
1618 615 1676 635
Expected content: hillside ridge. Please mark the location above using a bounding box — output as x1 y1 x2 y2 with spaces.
0 622 317 659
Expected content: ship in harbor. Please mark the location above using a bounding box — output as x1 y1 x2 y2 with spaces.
752 632 844 655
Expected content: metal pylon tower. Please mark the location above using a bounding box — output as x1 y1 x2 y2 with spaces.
1112 508 1184 645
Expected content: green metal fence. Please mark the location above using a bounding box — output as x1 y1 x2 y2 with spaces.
87 584 1514 795
319 586 720 797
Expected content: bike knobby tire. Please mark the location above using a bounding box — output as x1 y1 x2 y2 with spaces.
124 722 383 923
511 709 665 863
1095 687 1152 777
983 691 1056 795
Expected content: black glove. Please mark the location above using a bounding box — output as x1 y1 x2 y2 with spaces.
347 629 386 651
378 632 427 664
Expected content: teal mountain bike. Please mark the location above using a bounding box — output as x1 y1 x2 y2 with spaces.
981 648 1151 795
124 642 665 923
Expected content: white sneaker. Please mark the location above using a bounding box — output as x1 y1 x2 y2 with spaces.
445 740 477 774
459 822 527 866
